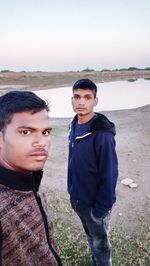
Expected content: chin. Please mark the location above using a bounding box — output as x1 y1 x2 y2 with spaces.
78 112 86 116
27 163 45 172
32 166 44 172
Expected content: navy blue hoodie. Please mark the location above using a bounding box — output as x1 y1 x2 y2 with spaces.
68 113 118 218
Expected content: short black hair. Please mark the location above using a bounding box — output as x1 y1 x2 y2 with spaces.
73 79 97 97
0 90 49 132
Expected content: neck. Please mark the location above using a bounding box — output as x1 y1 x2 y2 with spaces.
78 112 95 124
0 161 32 175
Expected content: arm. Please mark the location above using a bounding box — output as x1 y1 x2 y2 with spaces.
92 131 118 218
0 222 2 265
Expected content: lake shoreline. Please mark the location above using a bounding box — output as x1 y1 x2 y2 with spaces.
0 70 150 94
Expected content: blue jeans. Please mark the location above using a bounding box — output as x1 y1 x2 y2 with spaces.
71 198 112 266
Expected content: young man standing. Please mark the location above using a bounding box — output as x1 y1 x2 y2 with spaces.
0 91 62 265
67 79 118 266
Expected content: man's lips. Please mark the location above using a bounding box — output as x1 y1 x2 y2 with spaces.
76 107 86 111
30 153 48 156
29 150 48 157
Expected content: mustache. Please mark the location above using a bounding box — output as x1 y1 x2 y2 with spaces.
29 148 48 156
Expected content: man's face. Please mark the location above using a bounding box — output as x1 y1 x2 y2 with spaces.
0 110 51 173
72 89 98 116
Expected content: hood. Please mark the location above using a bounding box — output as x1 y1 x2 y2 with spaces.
90 112 116 135
70 112 116 136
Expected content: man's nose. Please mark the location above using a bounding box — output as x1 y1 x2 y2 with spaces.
32 135 48 147
78 98 85 105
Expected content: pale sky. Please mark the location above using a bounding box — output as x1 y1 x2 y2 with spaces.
0 0 150 72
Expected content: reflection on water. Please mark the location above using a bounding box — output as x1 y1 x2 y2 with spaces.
35 79 150 118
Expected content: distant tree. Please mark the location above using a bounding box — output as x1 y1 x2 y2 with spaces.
127 67 140 71
101 69 110 72
81 67 95 72
118 68 128 71
1 69 11 72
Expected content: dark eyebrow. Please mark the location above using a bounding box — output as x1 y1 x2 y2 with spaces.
74 93 92 97
17 126 52 131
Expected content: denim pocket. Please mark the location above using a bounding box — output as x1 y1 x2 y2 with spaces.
71 197 88 211
90 209 103 224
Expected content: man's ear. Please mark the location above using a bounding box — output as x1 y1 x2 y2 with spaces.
0 131 3 148
94 97 98 107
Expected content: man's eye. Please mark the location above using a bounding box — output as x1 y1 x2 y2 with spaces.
42 130 50 136
74 95 80 99
85 96 92 100
22 130 31 135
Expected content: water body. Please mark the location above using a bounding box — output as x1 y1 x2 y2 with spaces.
35 79 150 117
0 79 149 118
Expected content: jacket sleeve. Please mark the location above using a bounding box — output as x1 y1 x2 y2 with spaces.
39 188 58 251
92 131 118 218
0 222 2 265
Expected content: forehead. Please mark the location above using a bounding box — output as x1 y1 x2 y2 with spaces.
73 88 95 96
8 110 50 128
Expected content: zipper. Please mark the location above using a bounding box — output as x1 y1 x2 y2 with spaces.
70 131 92 158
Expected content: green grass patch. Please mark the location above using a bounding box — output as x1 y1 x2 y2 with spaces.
47 190 150 266
111 228 150 266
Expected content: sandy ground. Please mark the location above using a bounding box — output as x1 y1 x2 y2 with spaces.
0 71 150 234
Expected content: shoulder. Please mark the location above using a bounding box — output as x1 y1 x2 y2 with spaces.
93 127 116 150
95 130 115 144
